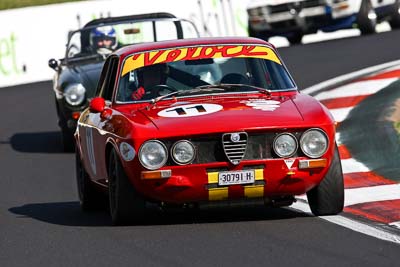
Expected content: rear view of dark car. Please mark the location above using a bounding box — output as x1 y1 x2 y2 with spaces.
48 12 199 151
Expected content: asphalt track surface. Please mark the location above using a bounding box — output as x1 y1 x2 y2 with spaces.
1 30 400 266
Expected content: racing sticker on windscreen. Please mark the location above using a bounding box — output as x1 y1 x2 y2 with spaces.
122 45 282 76
158 104 222 117
241 99 281 111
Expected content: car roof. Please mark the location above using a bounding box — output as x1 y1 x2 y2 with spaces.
114 37 275 58
83 12 177 28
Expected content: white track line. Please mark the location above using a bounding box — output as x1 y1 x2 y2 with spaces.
290 201 400 244
329 107 353 123
315 78 398 101
296 184 400 207
302 60 400 95
344 184 400 207
389 222 400 230
341 158 371 174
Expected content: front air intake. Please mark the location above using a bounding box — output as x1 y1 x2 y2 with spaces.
222 132 248 165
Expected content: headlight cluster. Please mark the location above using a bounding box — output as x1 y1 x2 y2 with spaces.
300 129 328 158
273 133 298 158
273 129 328 158
139 140 196 170
139 129 328 170
64 83 86 106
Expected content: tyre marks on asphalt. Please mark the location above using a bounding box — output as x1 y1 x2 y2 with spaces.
294 66 400 243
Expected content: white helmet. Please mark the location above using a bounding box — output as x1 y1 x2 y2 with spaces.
90 26 118 53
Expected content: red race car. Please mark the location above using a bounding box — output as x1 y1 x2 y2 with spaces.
75 37 344 224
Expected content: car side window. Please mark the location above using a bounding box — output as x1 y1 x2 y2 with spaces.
96 56 119 101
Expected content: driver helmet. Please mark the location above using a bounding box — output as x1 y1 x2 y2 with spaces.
90 26 118 54
138 63 170 87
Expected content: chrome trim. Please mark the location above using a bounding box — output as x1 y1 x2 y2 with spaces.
273 132 298 158
222 132 248 165
299 128 329 158
171 140 196 165
138 140 168 170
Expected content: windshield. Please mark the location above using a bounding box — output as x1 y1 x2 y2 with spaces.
65 19 199 60
116 45 296 103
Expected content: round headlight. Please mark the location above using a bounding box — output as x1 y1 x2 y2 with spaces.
139 140 168 170
171 140 195 165
273 133 298 158
300 129 328 158
64 83 86 106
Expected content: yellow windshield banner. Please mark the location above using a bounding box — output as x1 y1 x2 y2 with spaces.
121 45 282 76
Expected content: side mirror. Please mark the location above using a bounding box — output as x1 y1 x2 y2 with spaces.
48 58 59 70
89 97 105 113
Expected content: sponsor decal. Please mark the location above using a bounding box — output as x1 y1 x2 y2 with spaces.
0 32 22 77
119 142 136 161
158 103 222 117
241 99 281 111
122 45 281 76
284 159 295 169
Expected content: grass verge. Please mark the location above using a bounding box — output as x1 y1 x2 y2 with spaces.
0 0 83 11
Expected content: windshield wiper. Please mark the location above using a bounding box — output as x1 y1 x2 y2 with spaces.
149 84 272 105
150 91 180 104
150 88 225 104
195 84 272 96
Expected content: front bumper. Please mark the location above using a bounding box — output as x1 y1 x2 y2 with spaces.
125 157 330 204
56 98 87 131
248 5 356 35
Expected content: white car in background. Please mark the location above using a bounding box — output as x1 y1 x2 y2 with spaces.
247 0 400 44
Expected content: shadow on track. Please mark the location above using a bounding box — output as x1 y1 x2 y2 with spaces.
7 131 70 154
8 202 309 227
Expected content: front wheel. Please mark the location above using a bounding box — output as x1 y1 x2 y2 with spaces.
307 145 344 216
108 149 146 225
61 128 75 152
389 1 400 29
287 32 303 45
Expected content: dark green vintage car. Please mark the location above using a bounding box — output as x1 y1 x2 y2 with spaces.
49 12 199 151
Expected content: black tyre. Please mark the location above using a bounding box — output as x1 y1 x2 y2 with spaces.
76 149 103 211
61 128 75 152
287 32 303 45
248 23 270 42
248 22 256 37
307 145 344 216
108 149 146 225
389 1 400 29
357 0 377 35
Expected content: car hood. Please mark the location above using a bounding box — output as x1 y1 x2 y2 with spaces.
132 93 313 137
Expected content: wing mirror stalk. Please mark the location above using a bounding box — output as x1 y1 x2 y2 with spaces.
48 58 59 71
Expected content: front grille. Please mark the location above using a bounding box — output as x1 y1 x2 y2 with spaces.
222 132 248 165
303 0 326 8
163 131 305 166
269 4 290 14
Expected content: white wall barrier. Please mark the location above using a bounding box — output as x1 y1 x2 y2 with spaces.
0 0 251 88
